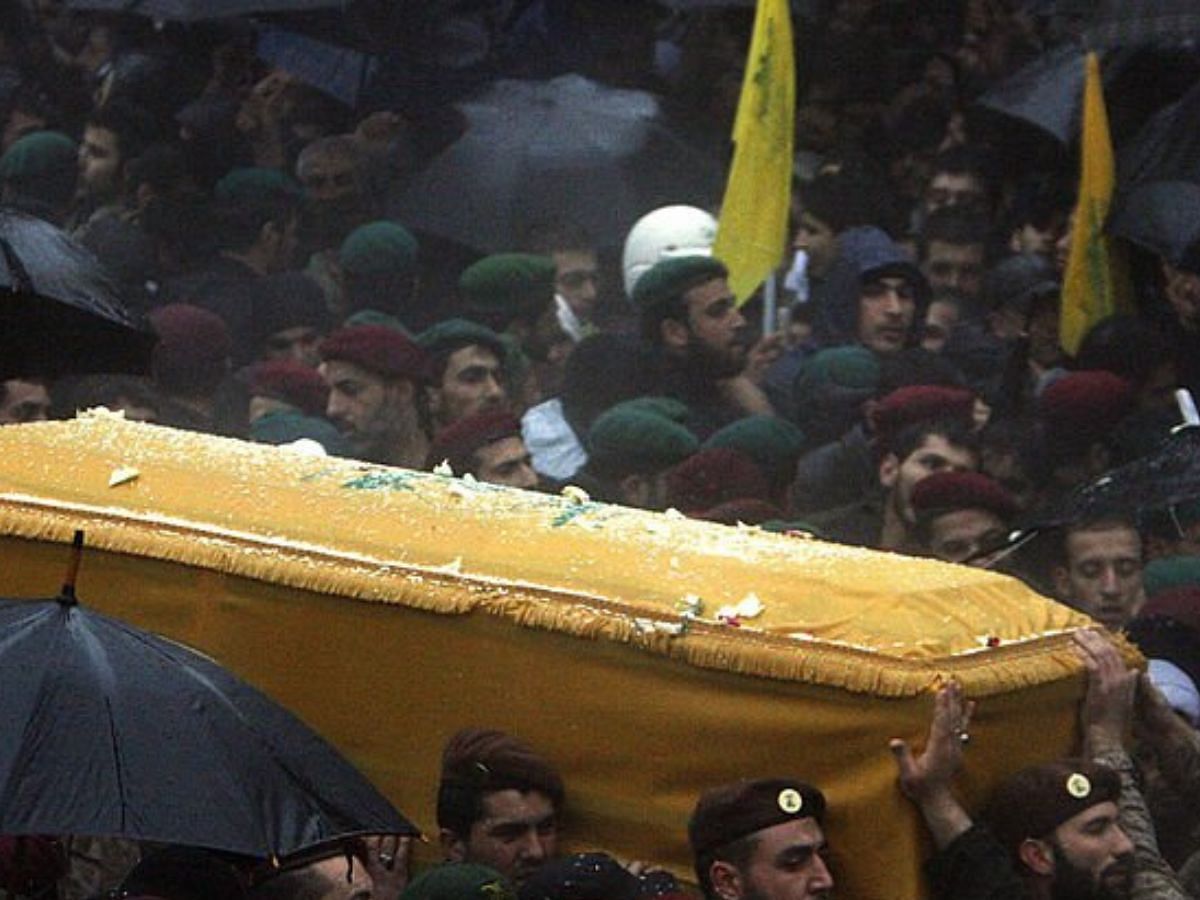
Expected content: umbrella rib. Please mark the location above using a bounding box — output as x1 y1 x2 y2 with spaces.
0 236 34 295
106 696 128 832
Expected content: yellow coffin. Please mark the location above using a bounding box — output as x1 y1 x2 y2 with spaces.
0 412 1115 899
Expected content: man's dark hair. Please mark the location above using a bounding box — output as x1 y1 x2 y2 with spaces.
86 99 160 169
640 292 689 346
927 146 992 196
919 206 992 262
1055 515 1142 569
212 187 301 254
695 831 759 900
885 415 979 465
523 220 595 256
437 729 565 840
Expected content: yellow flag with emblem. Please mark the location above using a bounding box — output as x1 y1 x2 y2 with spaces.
711 0 795 305
1060 51 1131 355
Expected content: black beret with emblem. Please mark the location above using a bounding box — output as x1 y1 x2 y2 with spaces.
983 758 1121 864
688 778 827 861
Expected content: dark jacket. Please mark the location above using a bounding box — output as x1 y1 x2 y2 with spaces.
810 226 930 349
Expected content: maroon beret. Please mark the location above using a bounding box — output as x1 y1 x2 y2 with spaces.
428 410 523 475
984 759 1120 865
149 303 232 366
249 359 329 418
696 498 783 526
910 471 1018 521
689 778 826 862
1143 586 1200 636
872 384 975 444
1037 371 1135 431
320 325 431 383
665 448 770 514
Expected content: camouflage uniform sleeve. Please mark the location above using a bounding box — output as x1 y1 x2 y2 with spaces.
1093 747 1194 900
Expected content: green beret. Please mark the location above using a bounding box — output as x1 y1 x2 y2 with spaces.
215 167 302 204
459 254 556 323
250 410 348 457
588 398 699 473
705 415 806 481
0 131 76 181
798 346 881 391
339 221 419 277
343 309 412 336
631 256 729 310
1144 556 1200 598
401 864 515 900
611 396 691 423
417 318 507 362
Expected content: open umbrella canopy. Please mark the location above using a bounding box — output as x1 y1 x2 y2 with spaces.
66 0 346 20
1084 0 1200 49
0 209 155 379
1045 426 1200 527
1108 180 1200 263
0 586 416 856
389 74 723 251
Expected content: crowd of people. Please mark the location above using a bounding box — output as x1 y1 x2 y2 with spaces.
5 0 1200 897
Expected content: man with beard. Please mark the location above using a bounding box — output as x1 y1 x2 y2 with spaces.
688 778 835 900
318 324 432 468
891 631 1185 900
633 256 768 440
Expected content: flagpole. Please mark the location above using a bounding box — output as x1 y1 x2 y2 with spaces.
762 273 778 336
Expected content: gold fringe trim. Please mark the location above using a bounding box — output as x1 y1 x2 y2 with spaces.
0 498 1136 698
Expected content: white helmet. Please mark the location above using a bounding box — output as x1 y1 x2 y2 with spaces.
621 205 719 298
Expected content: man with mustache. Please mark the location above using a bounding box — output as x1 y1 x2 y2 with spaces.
891 632 1186 900
633 256 769 440
688 778 835 900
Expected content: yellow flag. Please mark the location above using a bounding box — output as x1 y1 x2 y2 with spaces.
1060 52 1131 355
711 0 795 305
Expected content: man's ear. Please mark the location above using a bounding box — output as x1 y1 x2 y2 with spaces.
440 828 467 863
425 384 442 420
660 317 690 352
878 452 900 490
1017 838 1055 878
708 860 744 900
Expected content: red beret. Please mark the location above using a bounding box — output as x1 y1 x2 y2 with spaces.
428 410 523 475
872 385 975 445
689 779 826 861
696 498 783 526
149 303 232 366
910 471 1018 521
1143 586 1200 636
665 448 770 514
249 360 329 417
320 325 431 383
1038 370 1135 431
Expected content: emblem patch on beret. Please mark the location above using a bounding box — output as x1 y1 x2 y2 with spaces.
1066 773 1091 799
778 788 803 813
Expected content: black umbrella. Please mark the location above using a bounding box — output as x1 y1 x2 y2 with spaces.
0 209 156 380
1045 425 1200 527
389 74 723 252
1107 180 1200 264
65 0 345 20
0 536 416 856
976 43 1086 144
1084 0 1200 49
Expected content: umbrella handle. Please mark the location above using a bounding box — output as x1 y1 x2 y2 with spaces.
60 530 84 603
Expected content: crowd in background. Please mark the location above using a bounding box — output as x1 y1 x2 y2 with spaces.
5 0 1200 898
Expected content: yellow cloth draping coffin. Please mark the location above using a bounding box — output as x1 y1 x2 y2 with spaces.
0 412 1123 900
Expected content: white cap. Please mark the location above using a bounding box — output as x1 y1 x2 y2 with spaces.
621 205 719 298
1149 658 1200 726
